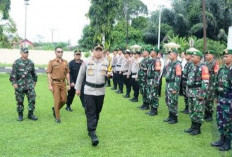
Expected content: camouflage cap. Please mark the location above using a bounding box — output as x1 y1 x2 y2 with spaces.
20 47 29 53
223 49 232 55
192 51 203 57
205 50 215 55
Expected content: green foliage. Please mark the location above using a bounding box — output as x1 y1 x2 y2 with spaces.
84 51 91 58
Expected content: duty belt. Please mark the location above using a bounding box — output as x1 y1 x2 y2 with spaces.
132 73 137 75
52 79 65 82
188 84 202 88
116 65 121 67
85 81 105 88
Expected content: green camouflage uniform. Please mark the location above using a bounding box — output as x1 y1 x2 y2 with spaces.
9 58 37 113
165 60 182 116
187 63 209 123
147 58 161 109
205 59 218 114
182 61 194 109
138 57 152 104
215 65 232 139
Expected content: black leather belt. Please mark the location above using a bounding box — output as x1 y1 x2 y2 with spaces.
52 79 65 82
188 84 202 88
85 81 105 88
116 65 121 67
132 73 137 75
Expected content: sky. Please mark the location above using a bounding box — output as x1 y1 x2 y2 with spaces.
10 0 171 45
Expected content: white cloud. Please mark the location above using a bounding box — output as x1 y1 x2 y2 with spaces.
10 0 171 45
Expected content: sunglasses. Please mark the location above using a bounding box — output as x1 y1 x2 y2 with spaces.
56 51 63 53
75 53 81 56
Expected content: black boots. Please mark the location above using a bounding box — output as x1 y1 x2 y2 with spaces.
168 113 178 124
211 134 225 147
163 112 172 122
65 105 73 112
189 122 201 135
123 94 130 98
88 131 99 146
219 138 231 151
146 107 158 116
130 98 138 102
55 119 61 123
184 121 195 133
28 111 38 121
140 103 149 110
18 112 23 121
180 105 189 114
204 111 213 122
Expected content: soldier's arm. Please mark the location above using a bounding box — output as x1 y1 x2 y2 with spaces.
154 60 161 86
172 64 182 92
200 65 210 98
75 61 86 91
9 61 17 85
31 62 38 83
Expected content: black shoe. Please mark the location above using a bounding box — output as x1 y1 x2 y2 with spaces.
190 123 201 135
147 107 158 116
28 111 38 121
56 119 61 123
211 134 225 147
168 114 178 124
219 138 231 151
18 112 23 121
131 98 138 102
116 90 123 94
141 104 150 110
65 106 73 112
88 131 99 146
123 94 130 98
205 112 213 122
184 122 195 133
52 107 56 119
163 112 171 122
180 109 189 114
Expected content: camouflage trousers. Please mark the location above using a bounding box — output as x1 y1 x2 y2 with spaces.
139 82 149 103
15 88 36 112
147 85 159 108
165 83 178 116
205 86 215 113
182 81 189 108
189 97 205 123
216 96 232 139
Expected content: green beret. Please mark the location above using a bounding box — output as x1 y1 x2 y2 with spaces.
223 49 232 55
192 51 203 57
205 50 215 55
20 47 29 53
143 47 151 53
169 49 178 54
186 51 193 55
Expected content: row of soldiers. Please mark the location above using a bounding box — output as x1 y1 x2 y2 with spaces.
108 47 232 152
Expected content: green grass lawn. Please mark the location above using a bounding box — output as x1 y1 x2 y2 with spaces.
0 74 231 157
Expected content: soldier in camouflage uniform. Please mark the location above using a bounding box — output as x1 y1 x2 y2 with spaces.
211 49 232 151
9 48 38 121
180 51 193 114
138 48 152 110
184 51 209 135
204 50 219 122
146 48 161 116
163 50 182 124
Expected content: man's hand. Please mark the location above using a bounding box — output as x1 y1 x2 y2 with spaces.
67 85 71 91
48 85 53 92
13 84 18 89
70 83 75 87
198 96 204 100
76 90 81 96
172 90 177 94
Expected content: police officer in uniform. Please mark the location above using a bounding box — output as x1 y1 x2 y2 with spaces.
10 48 38 121
122 49 132 98
47 46 70 123
75 44 109 146
111 49 118 90
66 50 84 111
115 48 125 94
211 49 232 151
130 51 141 102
